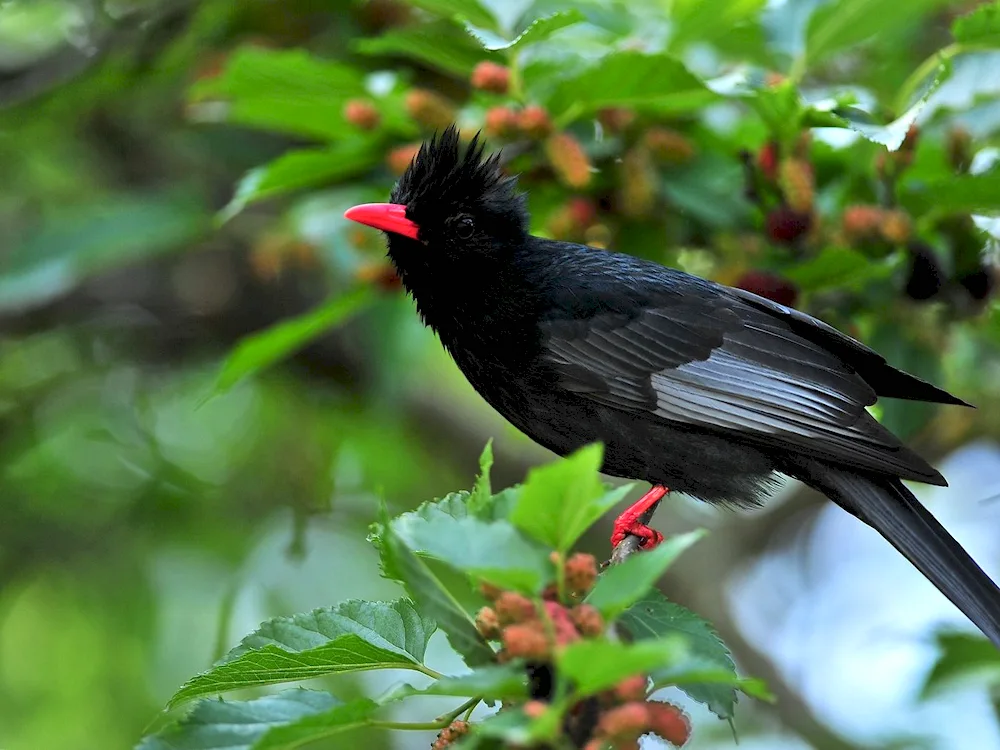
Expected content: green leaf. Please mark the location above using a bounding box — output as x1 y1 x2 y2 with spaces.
386 664 528 702
749 79 804 145
557 638 689 698
353 19 498 77
921 632 1000 699
469 701 566 745
392 501 554 593
381 515 496 667
809 100 928 151
469 441 494 512
396 491 475 526
477 0 539 35
368 491 476 563
805 63 947 151
253 698 380 750
655 667 773 702
902 173 1000 216
167 599 436 707
781 247 896 293
619 590 748 719
667 0 768 53
211 286 375 397
662 152 755 229
188 47 366 140
511 443 633 554
0 192 206 314
138 689 345 750
953 2 1000 46
538 51 717 120
407 0 498 31
805 0 953 67
466 10 585 51
586 530 706 620
219 143 381 223
482 486 523 521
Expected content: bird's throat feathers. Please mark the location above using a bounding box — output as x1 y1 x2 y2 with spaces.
387 232 535 350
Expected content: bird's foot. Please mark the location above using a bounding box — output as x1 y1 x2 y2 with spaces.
610 485 669 550
610 522 664 549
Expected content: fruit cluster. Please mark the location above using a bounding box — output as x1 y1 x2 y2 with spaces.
431 720 470 750
738 120 996 311
343 59 698 254
341 42 995 316
431 552 691 750
746 134 816 247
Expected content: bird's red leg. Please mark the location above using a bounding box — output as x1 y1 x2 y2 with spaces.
610 485 669 550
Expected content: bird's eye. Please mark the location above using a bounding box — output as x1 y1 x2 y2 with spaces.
454 214 475 239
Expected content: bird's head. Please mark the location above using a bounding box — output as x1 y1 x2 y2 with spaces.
344 125 528 276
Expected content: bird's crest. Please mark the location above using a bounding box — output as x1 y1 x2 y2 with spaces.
390 124 523 220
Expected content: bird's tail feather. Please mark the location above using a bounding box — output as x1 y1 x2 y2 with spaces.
796 460 1000 649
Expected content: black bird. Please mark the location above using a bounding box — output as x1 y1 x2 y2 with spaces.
345 125 1000 647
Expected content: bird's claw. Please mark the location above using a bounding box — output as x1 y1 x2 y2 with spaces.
610 485 668 552
610 522 664 550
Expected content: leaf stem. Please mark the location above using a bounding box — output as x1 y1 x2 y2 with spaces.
212 578 240 663
462 700 479 721
413 663 445 680
437 695 482 724
374 696 483 732
374 720 454 731
554 102 584 130
556 554 568 603
509 52 526 104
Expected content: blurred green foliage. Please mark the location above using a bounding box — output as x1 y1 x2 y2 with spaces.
0 0 999 748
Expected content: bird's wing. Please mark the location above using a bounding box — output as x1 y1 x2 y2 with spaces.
728 287 968 406
539 291 943 483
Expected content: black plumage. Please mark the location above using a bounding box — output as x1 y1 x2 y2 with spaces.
345 126 1000 647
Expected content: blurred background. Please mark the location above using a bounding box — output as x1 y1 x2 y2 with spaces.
1 1 999 748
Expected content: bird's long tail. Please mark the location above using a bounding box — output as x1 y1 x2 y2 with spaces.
794 459 1000 648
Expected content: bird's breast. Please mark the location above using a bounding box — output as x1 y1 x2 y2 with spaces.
443 323 548 406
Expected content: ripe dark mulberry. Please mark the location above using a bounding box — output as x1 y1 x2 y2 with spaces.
765 207 811 245
904 243 945 301
958 266 996 302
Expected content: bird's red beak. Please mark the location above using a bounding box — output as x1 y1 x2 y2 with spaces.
344 203 420 240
